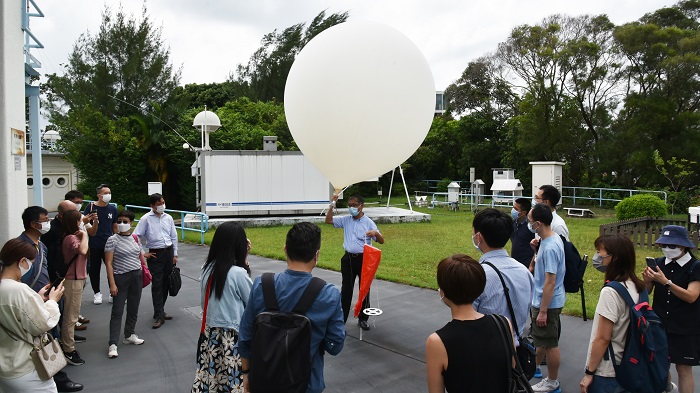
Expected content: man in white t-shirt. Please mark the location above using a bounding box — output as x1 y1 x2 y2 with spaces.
533 185 569 240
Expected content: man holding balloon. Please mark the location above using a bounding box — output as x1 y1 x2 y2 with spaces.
325 193 384 330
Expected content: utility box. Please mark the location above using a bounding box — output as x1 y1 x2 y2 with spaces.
263 136 278 152
530 161 564 205
490 168 523 204
199 150 331 217
471 179 485 204
447 182 460 203
147 182 162 196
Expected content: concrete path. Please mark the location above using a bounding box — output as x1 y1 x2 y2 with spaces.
65 243 698 392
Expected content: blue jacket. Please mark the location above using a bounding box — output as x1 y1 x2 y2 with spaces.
200 264 252 332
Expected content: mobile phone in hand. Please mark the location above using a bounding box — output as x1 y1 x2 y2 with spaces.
646 257 658 270
51 276 64 289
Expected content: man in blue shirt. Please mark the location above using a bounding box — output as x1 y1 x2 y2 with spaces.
325 193 384 330
471 208 533 342
83 184 118 305
528 204 566 393
239 222 346 393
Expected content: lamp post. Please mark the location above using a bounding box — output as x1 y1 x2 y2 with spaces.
190 109 221 211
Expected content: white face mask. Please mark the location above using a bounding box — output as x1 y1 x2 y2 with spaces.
37 221 50 235
155 204 165 214
117 223 131 233
74 202 83 211
19 258 32 277
101 193 112 203
662 247 683 260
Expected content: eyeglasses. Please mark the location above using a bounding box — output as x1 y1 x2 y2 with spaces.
348 203 362 208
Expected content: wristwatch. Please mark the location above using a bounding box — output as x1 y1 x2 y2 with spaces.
664 280 672 288
584 367 595 376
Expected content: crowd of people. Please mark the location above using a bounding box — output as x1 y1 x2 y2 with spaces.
0 185 698 393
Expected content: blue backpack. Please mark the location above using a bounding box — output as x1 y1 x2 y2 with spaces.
604 281 669 393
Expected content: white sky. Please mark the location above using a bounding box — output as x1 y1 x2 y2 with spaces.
29 0 674 91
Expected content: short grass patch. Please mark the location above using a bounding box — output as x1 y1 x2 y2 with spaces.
182 200 669 319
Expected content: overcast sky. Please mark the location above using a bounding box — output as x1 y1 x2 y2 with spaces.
29 0 674 91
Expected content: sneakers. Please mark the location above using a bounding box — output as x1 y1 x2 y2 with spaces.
93 293 102 305
108 294 113 303
123 334 144 345
64 350 85 366
74 335 86 343
531 377 560 393
108 344 118 358
533 367 542 378
665 382 678 393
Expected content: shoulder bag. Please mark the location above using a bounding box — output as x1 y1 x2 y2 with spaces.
492 314 535 393
482 261 537 379
131 234 152 288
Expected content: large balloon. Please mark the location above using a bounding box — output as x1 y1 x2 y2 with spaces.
285 21 435 191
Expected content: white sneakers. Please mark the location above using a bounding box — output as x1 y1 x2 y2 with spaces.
108 344 118 358
665 382 678 393
93 292 103 305
531 377 560 393
108 294 113 303
123 334 144 345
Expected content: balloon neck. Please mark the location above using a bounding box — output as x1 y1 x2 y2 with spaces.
334 188 342 195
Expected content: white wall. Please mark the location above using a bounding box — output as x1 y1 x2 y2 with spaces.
0 0 30 240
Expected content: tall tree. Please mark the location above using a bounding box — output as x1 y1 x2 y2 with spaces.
43 4 180 204
232 10 349 102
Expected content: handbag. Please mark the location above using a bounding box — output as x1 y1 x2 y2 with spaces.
482 261 537 379
131 234 152 288
492 314 535 393
169 266 182 296
0 323 67 381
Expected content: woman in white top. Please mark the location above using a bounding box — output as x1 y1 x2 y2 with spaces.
192 221 253 393
0 238 64 392
580 234 645 393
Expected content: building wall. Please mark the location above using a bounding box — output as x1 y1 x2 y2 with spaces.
27 154 79 211
0 0 30 239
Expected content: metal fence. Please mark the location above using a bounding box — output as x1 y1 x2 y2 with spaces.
125 205 209 245
427 192 518 210
561 186 667 207
599 217 699 248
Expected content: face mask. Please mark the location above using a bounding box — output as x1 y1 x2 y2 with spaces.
155 204 165 214
117 223 131 233
348 207 359 217
511 208 519 221
592 253 607 272
531 200 538 206
101 193 112 203
662 247 683 260
471 233 482 253
19 258 32 277
37 221 50 235
74 202 83 211
527 221 538 234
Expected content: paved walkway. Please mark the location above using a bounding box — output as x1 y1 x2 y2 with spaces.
65 243 697 392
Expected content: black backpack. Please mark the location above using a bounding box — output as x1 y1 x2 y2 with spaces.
560 235 587 293
249 272 325 393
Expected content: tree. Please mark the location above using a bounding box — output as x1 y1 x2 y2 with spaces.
43 4 180 205
653 149 697 213
232 10 349 102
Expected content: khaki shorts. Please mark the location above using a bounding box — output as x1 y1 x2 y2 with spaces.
530 306 562 348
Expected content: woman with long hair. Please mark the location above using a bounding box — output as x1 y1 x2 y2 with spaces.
60 209 89 366
426 254 515 393
580 234 646 393
0 238 64 392
192 221 253 392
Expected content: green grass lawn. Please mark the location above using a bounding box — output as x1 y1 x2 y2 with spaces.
181 199 666 319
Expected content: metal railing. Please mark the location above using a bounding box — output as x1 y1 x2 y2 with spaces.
125 205 209 245
428 192 518 210
562 186 667 207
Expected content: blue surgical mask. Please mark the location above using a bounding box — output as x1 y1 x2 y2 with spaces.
527 222 538 234
511 208 519 221
349 207 359 217
592 253 607 272
472 233 482 253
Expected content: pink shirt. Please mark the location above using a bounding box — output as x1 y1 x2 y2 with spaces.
62 234 88 279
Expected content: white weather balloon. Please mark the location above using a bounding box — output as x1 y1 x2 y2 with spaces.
284 21 435 191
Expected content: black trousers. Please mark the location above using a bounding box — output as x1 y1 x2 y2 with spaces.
147 247 173 320
341 252 370 323
88 248 105 294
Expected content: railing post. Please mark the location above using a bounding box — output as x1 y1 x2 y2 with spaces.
180 212 185 241
599 189 603 207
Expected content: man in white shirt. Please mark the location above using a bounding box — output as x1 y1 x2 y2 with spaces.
133 193 178 329
533 185 569 240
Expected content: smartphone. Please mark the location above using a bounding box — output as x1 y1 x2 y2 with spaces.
646 257 658 270
51 276 64 289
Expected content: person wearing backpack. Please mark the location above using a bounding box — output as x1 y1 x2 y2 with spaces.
527 204 565 393
580 235 647 393
238 222 346 393
643 225 700 393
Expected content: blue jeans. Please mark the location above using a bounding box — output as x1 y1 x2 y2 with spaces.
589 376 629 393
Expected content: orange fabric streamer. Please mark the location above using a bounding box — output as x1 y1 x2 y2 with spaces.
354 244 381 318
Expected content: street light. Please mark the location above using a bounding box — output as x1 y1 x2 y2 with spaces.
191 109 221 211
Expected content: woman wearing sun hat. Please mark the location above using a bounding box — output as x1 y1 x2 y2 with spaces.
643 225 699 393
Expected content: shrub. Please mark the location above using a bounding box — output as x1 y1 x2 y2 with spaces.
615 194 667 220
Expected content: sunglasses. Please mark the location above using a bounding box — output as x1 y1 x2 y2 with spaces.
660 244 678 249
116 220 131 224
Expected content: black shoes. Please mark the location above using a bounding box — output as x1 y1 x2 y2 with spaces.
64 350 85 366
152 318 164 329
74 335 86 343
57 381 84 392
358 320 370 331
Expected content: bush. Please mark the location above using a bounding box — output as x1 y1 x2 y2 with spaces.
436 178 452 192
614 194 667 220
